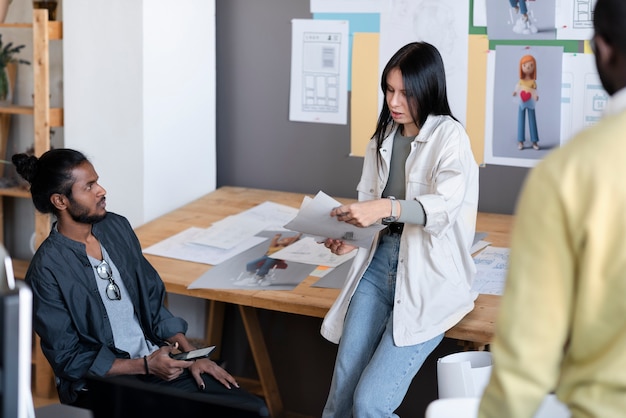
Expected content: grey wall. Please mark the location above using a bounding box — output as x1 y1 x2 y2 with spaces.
215 0 530 213
214 0 529 416
216 0 363 199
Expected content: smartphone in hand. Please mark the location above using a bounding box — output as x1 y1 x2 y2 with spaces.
170 346 216 361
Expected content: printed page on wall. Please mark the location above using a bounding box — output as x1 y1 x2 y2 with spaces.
379 0 470 127
555 0 597 40
484 45 563 168
303 0 602 168
480 0 603 168
310 0 385 13
289 19 349 125
559 53 607 144
486 0 557 41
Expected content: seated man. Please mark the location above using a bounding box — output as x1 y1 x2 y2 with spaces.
13 148 267 415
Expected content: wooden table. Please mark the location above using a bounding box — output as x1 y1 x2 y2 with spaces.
135 186 513 418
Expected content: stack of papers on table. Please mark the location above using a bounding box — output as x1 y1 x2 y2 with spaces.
284 191 386 248
187 229 319 291
143 201 298 265
471 246 509 295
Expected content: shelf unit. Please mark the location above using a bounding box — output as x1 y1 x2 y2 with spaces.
0 10 63 271
0 9 63 399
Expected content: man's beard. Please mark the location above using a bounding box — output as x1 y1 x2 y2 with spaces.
67 197 107 224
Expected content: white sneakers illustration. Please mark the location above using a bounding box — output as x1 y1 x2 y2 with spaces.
509 6 538 35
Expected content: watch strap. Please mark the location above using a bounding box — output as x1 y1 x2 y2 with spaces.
382 196 399 223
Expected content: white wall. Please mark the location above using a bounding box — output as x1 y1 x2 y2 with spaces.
63 0 216 227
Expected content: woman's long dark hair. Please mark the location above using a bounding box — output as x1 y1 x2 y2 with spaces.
372 42 455 150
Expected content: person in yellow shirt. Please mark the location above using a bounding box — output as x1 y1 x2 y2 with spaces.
479 0 626 416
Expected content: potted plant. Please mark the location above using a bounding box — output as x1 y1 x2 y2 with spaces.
0 33 30 103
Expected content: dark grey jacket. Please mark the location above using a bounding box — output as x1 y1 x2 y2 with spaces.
26 212 187 404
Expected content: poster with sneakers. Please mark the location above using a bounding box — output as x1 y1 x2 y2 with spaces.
485 0 557 40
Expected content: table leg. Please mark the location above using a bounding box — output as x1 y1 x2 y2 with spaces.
206 300 226 358
239 305 285 418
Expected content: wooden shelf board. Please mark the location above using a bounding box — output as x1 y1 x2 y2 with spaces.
0 105 36 115
0 106 63 127
0 186 30 198
0 23 33 28
0 21 62 40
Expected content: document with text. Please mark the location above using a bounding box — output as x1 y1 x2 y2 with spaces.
284 191 386 248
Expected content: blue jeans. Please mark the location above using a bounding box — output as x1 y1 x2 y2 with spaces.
509 0 528 15
322 232 444 418
517 99 539 143
246 255 277 277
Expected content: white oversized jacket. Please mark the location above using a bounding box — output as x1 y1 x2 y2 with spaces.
320 115 479 347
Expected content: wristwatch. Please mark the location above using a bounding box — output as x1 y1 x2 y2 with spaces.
382 196 398 224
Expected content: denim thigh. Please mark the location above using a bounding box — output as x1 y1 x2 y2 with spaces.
323 232 444 417
323 233 400 417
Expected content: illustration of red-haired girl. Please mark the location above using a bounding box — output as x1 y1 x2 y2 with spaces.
513 54 540 150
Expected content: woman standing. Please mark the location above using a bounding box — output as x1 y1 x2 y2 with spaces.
321 42 479 417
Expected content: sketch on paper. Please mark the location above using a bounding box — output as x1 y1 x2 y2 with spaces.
471 247 510 296
302 33 341 114
555 0 597 40
572 0 594 28
379 0 469 125
290 19 349 125
560 53 608 145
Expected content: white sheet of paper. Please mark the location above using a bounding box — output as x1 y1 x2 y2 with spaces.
270 236 356 267
560 53 607 145
471 240 491 255
284 191 386 248
471 246 510 295
555 0 597 40
310 0 385 13
188 215 271 250
379 0 469 126
473 0 487 27
213 201 299 231
289 19 349 125
143 227 267 265
188 200 299 250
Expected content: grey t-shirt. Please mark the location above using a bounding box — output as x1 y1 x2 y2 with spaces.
89 245 158 358
383 129 426 225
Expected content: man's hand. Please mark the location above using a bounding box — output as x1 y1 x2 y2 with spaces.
188 358 240 390
145 344 193 381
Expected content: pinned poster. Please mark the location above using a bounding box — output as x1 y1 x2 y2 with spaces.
290 19 349 125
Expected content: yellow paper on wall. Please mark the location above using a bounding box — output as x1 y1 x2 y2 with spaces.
466 34 489 166
350 32 379 158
